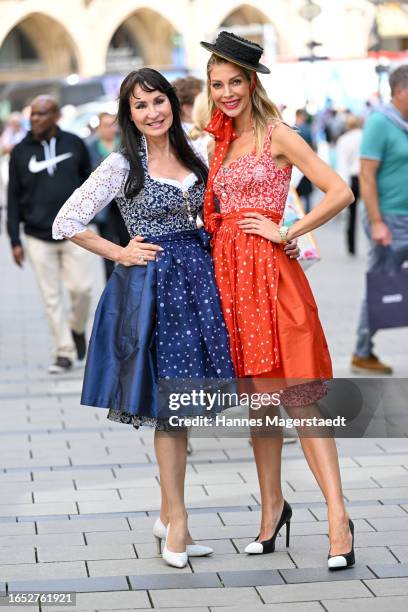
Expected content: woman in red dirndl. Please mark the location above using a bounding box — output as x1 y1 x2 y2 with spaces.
201 31 356 570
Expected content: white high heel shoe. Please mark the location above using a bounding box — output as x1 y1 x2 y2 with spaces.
162 523 188 569
153 517 213 557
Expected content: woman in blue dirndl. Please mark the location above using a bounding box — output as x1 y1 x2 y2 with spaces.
52 69 235 568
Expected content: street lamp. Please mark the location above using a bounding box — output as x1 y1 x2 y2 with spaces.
298 1 327 62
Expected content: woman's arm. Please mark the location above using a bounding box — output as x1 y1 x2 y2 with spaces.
52 153 162 266
238 123 353 242
275 123 354 241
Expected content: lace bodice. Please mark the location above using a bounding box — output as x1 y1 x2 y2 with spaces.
213 123 292 217
52 141 205 240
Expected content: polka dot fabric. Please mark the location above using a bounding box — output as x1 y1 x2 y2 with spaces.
210 123 333 381
154 231 233 379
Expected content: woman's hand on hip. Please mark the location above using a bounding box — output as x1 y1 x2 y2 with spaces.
284 239 300 259
237 212 282 243
117 236 163 267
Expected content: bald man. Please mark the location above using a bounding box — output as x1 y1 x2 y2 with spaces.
7 96 93 373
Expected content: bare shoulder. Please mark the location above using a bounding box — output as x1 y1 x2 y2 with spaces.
271 120 298 144
268 121 299 164
270 120 311 161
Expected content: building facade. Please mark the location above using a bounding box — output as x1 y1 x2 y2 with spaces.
0 0 407 85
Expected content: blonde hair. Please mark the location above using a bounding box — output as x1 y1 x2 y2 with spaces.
206 54 281 154
189 90 211 140
345 114 363 131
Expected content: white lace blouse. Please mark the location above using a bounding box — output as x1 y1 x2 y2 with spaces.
52 152 129 240
52 151 203 240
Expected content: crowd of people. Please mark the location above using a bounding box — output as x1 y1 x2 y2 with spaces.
1 29 408 575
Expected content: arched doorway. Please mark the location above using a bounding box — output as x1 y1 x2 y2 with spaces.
106 9 183 73
0 13 78 84
219 4 278 62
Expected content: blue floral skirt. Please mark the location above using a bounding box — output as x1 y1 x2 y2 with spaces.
81 229 235 428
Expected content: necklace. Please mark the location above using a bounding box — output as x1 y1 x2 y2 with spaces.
182 189 195 223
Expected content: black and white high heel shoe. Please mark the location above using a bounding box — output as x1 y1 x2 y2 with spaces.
328 518 355 570
245 500 292 554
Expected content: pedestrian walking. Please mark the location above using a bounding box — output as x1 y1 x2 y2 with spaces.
336 114 363 255
351 65 408 375
1 112 26 155
294 108 315 214
201 31 355 570
86 112 129 280
7 95 93 373
52 68 234 569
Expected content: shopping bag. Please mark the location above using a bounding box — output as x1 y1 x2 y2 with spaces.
284 186 320 270
367 248 408 332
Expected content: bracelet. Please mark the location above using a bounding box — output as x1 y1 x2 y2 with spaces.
278 225 289 244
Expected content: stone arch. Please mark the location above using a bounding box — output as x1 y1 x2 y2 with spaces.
0 12 79 83
218 3 279 57
105 8 181 73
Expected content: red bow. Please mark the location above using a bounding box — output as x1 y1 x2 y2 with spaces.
203 109 237 234
203 75 257 236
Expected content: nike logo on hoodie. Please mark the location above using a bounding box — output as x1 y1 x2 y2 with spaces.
28 152 73 174
28 137 73 175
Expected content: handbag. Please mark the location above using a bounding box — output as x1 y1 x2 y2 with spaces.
284 186 320 270
367 247 408 333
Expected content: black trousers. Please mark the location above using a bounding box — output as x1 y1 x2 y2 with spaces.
347 175 359 255
95 204 130 281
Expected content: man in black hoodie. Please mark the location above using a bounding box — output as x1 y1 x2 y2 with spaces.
7 95 93 373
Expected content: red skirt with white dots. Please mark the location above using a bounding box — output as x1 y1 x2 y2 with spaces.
212 209 333 383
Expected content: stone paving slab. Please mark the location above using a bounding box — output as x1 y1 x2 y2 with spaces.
129 571 220 590
368 563 408 578
389 546 408 562
279 565 376 583
87 558 192 576
7 576 129 594
0 522 35 536
258 579 373 603
150 586 262 608
311 503 408 520
0 547 36 565
367 517 408 531
36 517 130 534
189 552 295 572
363 576 408 596
209 604 323 612
0 561 87 582
219 569 284 587
45 590 150 611
0 501 78 518
0 533 85 548
290 545 398 568
36 543 136 562
321 596 408 612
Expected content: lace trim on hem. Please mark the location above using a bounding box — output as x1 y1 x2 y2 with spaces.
107 409 187 431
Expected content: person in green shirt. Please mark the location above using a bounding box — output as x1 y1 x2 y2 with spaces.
352 65 408 374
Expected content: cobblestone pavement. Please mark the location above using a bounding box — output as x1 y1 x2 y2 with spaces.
1 210 408 611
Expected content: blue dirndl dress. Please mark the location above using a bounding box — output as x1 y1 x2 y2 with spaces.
80 147 235 428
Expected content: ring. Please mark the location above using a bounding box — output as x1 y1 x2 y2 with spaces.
138 255 144 263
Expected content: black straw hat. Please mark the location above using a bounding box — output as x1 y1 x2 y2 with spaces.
200 31 270 74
